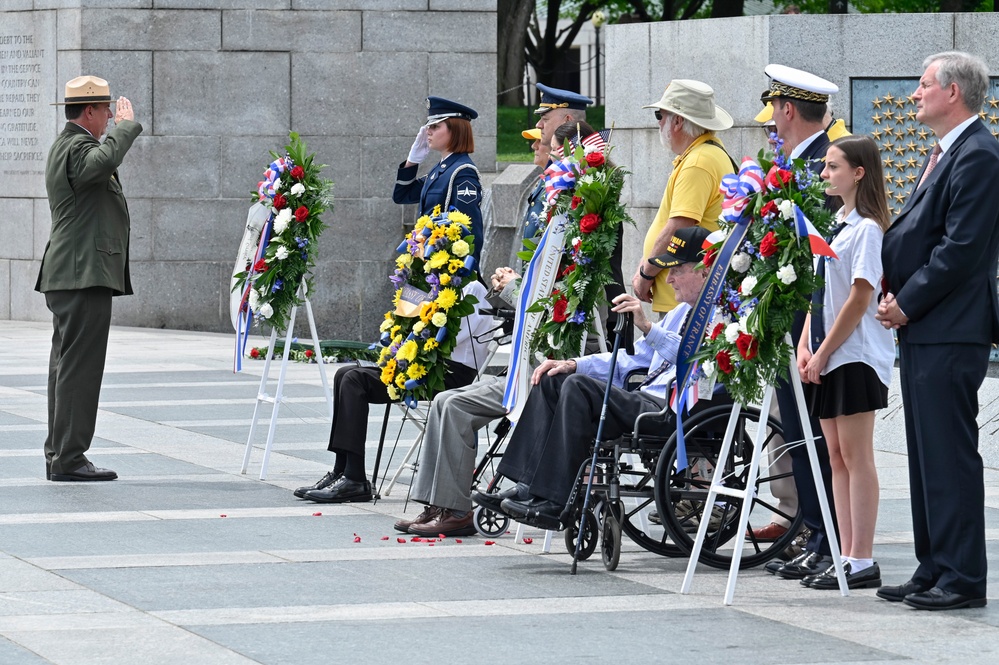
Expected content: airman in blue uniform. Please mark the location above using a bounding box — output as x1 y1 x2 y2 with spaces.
393 96 484 266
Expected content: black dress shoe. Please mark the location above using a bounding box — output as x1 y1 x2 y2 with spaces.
806 562 882 590
303 476 371 503
876 579 929 602
903 587 987 611
765 559 785 575
50 462 117 482
471 483 529 514
500 496 563 530
777 551 832 580
293 470 341 498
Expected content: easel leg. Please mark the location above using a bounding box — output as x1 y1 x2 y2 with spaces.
242 326 279 474
258 305 299 481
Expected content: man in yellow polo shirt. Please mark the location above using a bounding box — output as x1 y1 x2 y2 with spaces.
633 80 736 313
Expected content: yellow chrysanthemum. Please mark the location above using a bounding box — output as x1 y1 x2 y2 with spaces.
436 288 458 311
432 312 448 327
392 334 402 346
415 215 432 230
413 321 425 334
428 228 446 244
447 210 470 226
390 325 401 338
432 204 442 216
392 288 402 306
426 250 451 270
448 259 464 274
379 346 392 362
379 319 393 332
386 384 399 401
398 339 418 362
451 239 469 258
380 363 395 385
445 224 463 241
439 273 451 285
424 338 438 351
395 374 407 389
407 363 427 380
396 253 413 268
384 312 394 321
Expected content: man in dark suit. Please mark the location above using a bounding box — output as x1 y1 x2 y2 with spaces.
760 64 842 580
877 51 999 611
36 76 141 482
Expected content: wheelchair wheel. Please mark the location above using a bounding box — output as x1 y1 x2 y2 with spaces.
653 404 803 570
616 462 685 558
600 502 622 571
473 505 510 538
564 506 597 561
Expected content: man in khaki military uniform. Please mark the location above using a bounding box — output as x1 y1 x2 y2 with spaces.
36 76 141 481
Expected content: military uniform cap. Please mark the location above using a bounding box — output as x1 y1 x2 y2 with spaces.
534 83 593 115
425 96 478 127
762 64 838 104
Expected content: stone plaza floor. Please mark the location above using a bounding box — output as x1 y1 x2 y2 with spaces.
1 320 998 664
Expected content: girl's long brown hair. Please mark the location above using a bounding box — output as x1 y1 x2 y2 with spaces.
830 134 892 232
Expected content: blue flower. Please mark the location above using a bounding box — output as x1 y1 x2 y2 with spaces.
568 309 587 324
271 279 284 293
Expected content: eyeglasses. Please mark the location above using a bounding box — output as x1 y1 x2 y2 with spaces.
761 125 777 140
654 110 663 121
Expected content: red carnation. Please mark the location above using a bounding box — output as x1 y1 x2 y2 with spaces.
704 247 717 268
760 200 778 218
759 231 779 258
579 213 601 234
250 348 260 359
561 263 576 277
765 166 793 189
305 349 314 359
709 323 724 341
253 258 268 272
290 165 305 181
716 350 733 374
272 193 287 210
552 296 569 323
735 332 759 360
585 151 605 168
571 196 582 210
294 206 309 222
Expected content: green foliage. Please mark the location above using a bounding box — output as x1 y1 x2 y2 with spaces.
497 105 606 162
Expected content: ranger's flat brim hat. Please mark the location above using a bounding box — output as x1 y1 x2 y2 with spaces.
521 128 542 140
51 75 114 106
649 226 712 269
642 79 733 132
424 96 478 127
534 83 593 115
762 64 838 104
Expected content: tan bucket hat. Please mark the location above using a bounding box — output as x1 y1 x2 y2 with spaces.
642 79 733 132
51 75 113 106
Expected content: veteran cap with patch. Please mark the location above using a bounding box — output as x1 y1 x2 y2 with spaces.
649 226 712 269
762 64 838 104
534 83 593 115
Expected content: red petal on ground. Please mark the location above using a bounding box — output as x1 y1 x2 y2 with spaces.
485 541 495 545
455 539 463 544
523 537 534 544
353 536 361 543
219 515 227 518
397 538 406 543
380 536 390 540
312 512 322 517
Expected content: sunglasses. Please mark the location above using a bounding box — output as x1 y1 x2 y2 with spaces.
654 110 664 121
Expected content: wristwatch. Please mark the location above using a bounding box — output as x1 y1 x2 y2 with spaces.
639 267 655 281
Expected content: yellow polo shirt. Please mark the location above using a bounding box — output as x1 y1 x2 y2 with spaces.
642 133 733 312
826 118 850 141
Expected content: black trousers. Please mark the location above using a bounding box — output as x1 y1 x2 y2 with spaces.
327 361 478 460
44 287 114 475
899 339 989 597
775 311 838 555
497 373 668 505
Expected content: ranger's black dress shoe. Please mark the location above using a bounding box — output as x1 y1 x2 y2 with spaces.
303 476 371 503
471 483 529 515
805 562 882 590
294 470 341 498
50 462 117 482
777 551 832 580
876 579 929 602
500 496 563 530
902 587 987 611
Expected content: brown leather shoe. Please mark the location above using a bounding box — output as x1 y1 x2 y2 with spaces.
748 522 789 542
408 508 477 537
394 505 440 533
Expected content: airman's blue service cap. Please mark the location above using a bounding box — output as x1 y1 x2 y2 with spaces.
425 96 478 126
534 83 593 115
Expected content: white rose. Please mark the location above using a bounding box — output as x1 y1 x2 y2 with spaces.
777 264 797 285
741 275 758 295
290 183 306 196
778 199 795 220
275 245 289 261
701 360 716 378
272 178 282 193
259 303 274 319
248 290 260 309
731 252 751 273
724 323 740 344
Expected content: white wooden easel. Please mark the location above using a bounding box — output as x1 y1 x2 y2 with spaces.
680 334 848 604
241 283 333 480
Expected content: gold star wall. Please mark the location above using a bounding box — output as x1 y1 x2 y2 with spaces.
853 80 999 216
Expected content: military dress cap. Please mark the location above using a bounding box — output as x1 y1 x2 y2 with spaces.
534 83 593 115
642 79 733 132
522 128 542 140
425 96 478 126
649 226 712 269
762 64 838 104
52 75 114 106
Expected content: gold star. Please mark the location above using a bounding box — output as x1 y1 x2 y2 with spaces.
895 98 906 108
906 110 917 121
895 161 906 172
884 109 895 121
884 172 894 183
917 144 929 156
993 129 999 138
894 176 905 187
906 125 916 136
882 139 893 151
906 156 918 168
989 97 999 108
872 128 883 139
906 94 916 104
895 144 906 156
885 188 893 198
917 128 929 140
989 113 999 125
883 156 894 169
906 172 917 183
896 114 906 126
883 92 895 104
872 97 883 109
978 110 987 120
894 129 905 140
895 191 906 204
872 112 883 124
906 140 917 151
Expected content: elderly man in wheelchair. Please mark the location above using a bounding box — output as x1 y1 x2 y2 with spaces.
472 226 714 530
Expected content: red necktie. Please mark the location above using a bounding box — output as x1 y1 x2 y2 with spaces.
918 144 942 188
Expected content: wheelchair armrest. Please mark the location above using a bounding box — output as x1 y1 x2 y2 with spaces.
631 377 676 436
